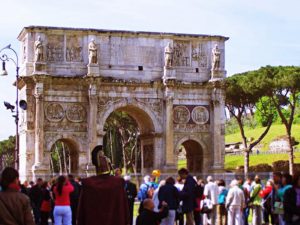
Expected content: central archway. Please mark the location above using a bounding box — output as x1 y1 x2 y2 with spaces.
100 103 160 173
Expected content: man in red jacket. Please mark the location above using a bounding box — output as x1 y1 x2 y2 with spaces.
77 145 130 225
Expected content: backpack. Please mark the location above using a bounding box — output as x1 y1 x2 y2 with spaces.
218 188 228 204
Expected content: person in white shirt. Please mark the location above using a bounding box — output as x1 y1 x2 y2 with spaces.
204 176 219 225
226 179 245 225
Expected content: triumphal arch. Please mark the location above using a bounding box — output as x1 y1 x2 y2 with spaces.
17 26 228 179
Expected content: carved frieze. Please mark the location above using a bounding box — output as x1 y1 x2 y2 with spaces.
192 43 208 68
173 41 190 67
174 123 210 133
66 36 83 62
98 97 123 113
66 104 86 122
173 106 190 124
191 106 209 125
46 35 64 62
136 98 163 115
45 103 65 122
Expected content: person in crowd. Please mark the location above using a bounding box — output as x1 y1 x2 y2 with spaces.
0 167 35 225
194 179 205 225
53 176 74 225
204 176 219 225
277 173 293 225
226 179 245 225
283 173 300 225
40 181 52 225
250 175 263 225
178 168 197 225
136 198 168 225
30 177 44 225
217 179 228 225
21 180 30 196
272 172 282 225
175 178 185 225
68 174 81 225
124 175 137 225
242 176 253 225
152 180 166 212
114 168 123 177
158 176 179 225
77 145 130 225
138 175 152 202
259 179 274 225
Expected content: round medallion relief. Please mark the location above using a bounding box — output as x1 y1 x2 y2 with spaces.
191 106 209 124
173 106 190 124
66 104 86 122
45 103 65 122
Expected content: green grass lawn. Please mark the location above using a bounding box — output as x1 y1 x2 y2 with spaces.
225 124 300 150
178 152 300 170
225 152 300 170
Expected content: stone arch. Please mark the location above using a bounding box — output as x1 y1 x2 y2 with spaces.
98 99 163 172
175 136 208 173
98 99 162 134
47 135 81 174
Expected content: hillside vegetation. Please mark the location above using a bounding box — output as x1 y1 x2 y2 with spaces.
225 124 300 150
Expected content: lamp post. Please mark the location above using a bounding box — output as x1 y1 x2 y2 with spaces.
0 44 20 170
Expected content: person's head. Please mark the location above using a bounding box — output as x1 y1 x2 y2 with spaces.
68 174 74 181
0 167 19 190
230 179 239 187
143 198 155 211
56 175 66 196
254 175 261 184
165 177 175 185
143 175 150 183
266 179 274 187
273 172 282 184
91 145 111 175
207 176 213 183
23 180 29 187
36 178 43 186
124 175 131 182
217 179 226 187
29 181 34 187
41 181 48 189
114 168 122 177
197 179 205 186
246 176 252 184
237 177 244 186
282 173 293 186
178 168 189 179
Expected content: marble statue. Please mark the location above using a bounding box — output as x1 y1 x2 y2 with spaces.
164 42 173 67
212 44 221 70
34 36 44 62
88 39 98 64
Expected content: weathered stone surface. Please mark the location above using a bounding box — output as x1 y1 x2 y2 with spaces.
17 26 228 180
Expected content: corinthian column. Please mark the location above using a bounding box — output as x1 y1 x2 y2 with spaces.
33 82 44 169
87 83 98 165
165 96 174 165
211 87 225 171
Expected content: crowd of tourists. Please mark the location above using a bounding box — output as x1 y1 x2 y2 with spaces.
0 164 300 225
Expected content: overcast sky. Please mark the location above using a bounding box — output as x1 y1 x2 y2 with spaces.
0 0 299 140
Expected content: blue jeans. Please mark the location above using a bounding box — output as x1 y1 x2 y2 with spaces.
54 206 72 225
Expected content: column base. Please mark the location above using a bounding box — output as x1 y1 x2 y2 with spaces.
87 64 100 76
163 67 176 84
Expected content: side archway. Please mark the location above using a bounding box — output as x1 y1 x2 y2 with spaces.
176 136 208 173
48 138 80 175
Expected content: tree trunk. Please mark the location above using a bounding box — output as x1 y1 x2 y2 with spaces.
244 150 250 177
62 142 67 174
109 130 114 164
55 143 63 175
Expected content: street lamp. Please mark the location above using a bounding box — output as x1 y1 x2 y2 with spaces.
0 44 20 170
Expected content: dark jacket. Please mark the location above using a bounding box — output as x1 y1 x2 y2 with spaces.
136 207 168 225
283 187 300 223
125 181 137 203
29 184 43 208
158 183 179 210
0 188 35 225
179 175 197 213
